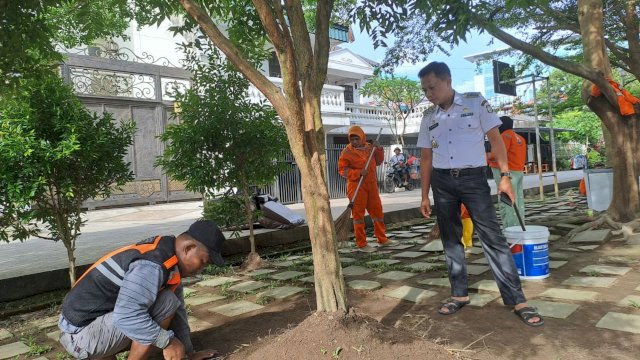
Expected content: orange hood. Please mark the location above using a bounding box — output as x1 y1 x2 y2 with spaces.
348 126 366 142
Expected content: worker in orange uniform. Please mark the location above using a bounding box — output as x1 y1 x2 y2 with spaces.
338 126 399 252
460 204 473 249
487 116 527 229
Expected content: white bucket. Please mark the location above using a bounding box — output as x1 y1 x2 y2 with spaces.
505 225 550 280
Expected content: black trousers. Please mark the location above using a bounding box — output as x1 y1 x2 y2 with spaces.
431 168 526 306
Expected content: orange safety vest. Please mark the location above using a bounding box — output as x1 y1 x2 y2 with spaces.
591 80 640 116
62 235 181 327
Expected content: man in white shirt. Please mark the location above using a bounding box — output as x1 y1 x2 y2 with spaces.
417 61 543 327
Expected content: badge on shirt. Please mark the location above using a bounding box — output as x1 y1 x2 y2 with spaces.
461 112 474 117
431 139 439 148
428 122 439 131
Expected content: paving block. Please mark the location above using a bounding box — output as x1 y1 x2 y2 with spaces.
209 300 264 317
548 234 562 242
299 275 315 283
188 316 214 332
470 280 500 292
392 251 426 259
395 232 421 239
228 280 269 293
467 265 490 275
0 329 12 341
579 265 631 276
338 248 356 254
33 315 58 330
636 285 640 291
596 312 640 334
259 286 306 299
560 247 583 252
539 288 599 301
197 276 242 287
347 280 382 290
384 244 414 250
376 271 417 281
527 300 580 319
0 342 30 360
340 257 357 265
183 287 198 297
367 259 401 266
270 271 306 281
413 229 432 234
556 223 579 232
569 229 611 244
549 260 568 269
549 252 570 260
46 330 60 342
413 239 428 245
272 260 295 268
577 245 600 251
384 286 438 304
342 266 372 276
417 278 451 287
419 241 444 252
562 276 617 288
185 294 226 306
249 269 277 277
617 295 640 308
465 247 484 254
471 258 488 265
405 262 445 272
411 226 429 230
468 293 500 307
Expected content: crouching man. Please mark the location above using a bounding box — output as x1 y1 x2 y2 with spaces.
58 220 226 360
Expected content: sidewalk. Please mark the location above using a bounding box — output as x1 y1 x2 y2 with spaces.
0 170 582 283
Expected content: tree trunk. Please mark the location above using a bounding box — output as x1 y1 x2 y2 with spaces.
65 240 76 286
287 104 347 312
578 0 639 221
243 184 257 254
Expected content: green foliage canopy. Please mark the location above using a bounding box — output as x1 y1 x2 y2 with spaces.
156 44 289 199
0 75 135 245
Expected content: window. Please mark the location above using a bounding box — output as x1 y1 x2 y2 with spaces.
342 85 354 103
268 52 281 78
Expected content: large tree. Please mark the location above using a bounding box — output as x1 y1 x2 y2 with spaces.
357 0 640 223
133 0 348 312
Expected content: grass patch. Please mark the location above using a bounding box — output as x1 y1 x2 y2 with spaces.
21 336 52 356
202 264 236 276
629 300 640 309
586 270 602 277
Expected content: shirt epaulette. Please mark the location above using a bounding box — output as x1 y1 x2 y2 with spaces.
423 105 437 116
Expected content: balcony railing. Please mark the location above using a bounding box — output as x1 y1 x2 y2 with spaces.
346 103 432 133
248 77 346 113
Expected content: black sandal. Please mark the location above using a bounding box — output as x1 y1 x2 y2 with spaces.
437 298 470 315
514 306 545 327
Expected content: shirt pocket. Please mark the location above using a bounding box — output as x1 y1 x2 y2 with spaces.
456 117 481 141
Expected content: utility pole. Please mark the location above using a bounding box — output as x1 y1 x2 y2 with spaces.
547 77 559 198
531 76 544 201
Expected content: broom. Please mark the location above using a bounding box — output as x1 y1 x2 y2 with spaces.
335 128 383 245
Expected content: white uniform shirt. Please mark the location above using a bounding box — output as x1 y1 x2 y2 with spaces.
417 91 501 169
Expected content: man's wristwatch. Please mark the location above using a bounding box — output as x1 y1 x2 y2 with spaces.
500 172 512 179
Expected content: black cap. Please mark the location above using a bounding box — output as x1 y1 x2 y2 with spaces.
184 220 226 266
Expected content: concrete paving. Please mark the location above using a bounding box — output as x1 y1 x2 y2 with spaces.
527 300 580 319
0 329 11 341
0 342 29 360
208 300 264 317
384 285 438 304
595 312 640 334
258 286 305 299
185 294 225 306
347 280 382 290
539 288 599 301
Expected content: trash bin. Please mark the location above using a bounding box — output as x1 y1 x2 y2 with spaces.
583 168 613 211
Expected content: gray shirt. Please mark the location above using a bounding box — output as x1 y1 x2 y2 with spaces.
58 260 193 352
417 91 501 169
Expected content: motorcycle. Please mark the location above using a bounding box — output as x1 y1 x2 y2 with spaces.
383 163 414 193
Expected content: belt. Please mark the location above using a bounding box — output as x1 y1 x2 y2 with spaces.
433 167 485 177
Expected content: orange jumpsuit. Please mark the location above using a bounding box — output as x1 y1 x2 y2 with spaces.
338 126 388 248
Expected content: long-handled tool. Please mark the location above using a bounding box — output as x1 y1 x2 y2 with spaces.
499 193 527 248
335 128 383 244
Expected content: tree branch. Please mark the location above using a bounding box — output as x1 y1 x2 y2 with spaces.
471 12 619 107
178 0 288 117
283 0 313 83
622 1 640 78
251 0 286 51
312 0 334 94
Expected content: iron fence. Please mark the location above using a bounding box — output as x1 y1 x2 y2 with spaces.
268 145 423 204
